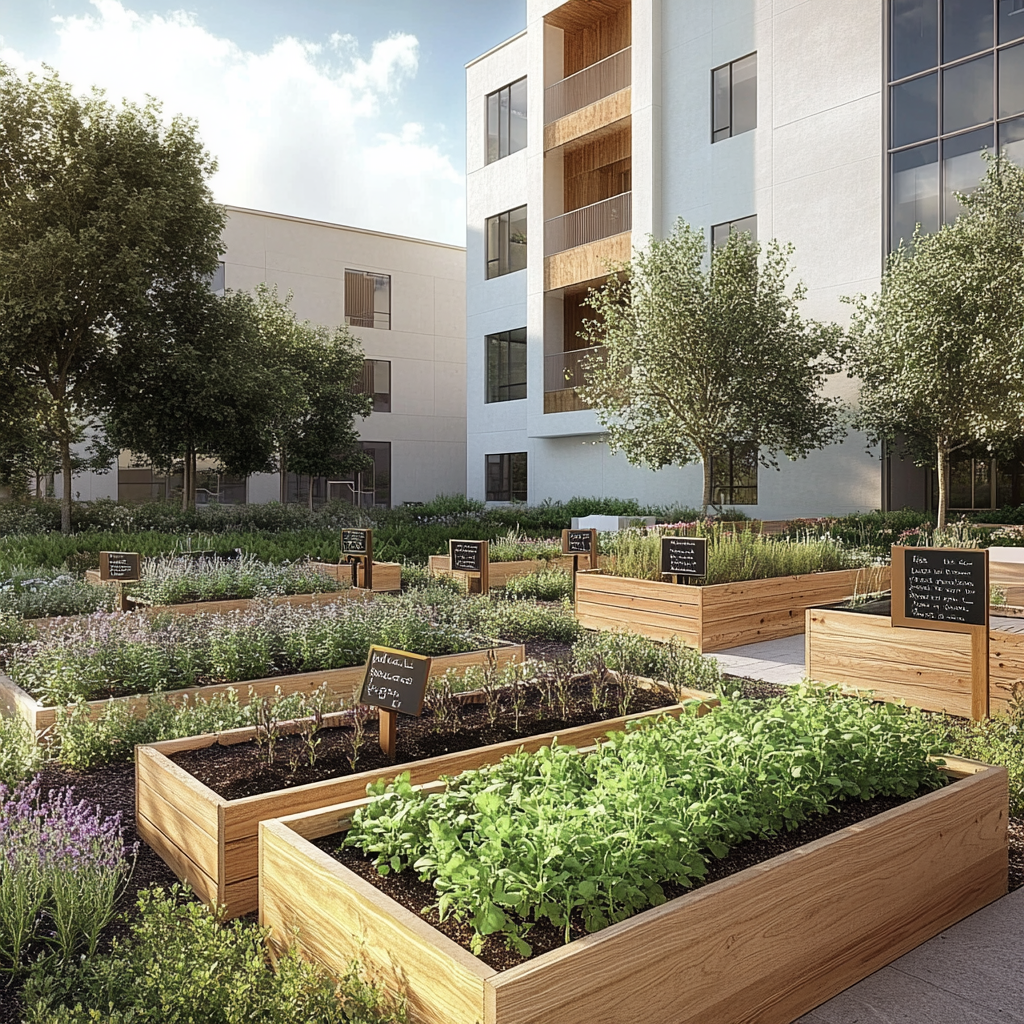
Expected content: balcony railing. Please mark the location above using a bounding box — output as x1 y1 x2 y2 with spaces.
545 46 631 123
544 345 606 413
545 192 631 257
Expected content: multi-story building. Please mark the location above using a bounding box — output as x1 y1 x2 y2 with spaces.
69 206 467 508
466 0 1024 517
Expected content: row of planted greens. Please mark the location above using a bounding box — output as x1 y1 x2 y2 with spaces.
0 586 581 706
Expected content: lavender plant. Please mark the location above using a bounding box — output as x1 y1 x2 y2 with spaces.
0 778 133 974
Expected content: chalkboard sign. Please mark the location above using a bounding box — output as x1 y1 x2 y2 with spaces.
660 537 708 578
892 546 988 631
99 551 142 582
341 529 371 556
450 540 485 573
563 529 594 554
358 645 431 716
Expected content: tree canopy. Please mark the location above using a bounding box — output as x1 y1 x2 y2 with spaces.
847 154 1024 530
0 64 224 531
579 218 846 511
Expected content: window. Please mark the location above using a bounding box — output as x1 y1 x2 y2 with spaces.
888 0 1024 249
359 359 391 412
712 53 757 142
486 328 527 403
486 205 527 279
286 441 391 509
117 452 246 505
711 215 758 249
486 77 527 163
710 444 758 506
209 262 225 295
486 452 527 502
345 270 391 329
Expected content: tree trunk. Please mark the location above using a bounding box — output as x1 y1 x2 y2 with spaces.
308 474 314 512
181 452 190 511
60 437 72 535
190 451 198 509
936 440 949 533
279 450 287 504
701 453 713 517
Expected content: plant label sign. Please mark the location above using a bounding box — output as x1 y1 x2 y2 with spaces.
891 546 988 630
450 540 485 574
358 645 432 717
562 529 594 555
341 529 371 556
99 551 142 582
660 537 708 578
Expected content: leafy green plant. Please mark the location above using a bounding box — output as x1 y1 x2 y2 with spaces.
487 528 563 563
343 688 946 956
0 715 41 786
20 885 405 1023
504 568 574 602
0 566 115 620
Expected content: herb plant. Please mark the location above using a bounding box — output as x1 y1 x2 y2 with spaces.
344 689 947 956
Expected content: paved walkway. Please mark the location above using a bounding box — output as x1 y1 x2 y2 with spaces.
711 632 1024 1023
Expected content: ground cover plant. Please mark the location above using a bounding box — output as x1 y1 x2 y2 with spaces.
503 567 574 602
0 566 114 620
18 886 404 1024
340 688 947 957
2 594 489 706
604 523 872 585
485 528 563 563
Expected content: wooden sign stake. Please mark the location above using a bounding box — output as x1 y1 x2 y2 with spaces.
479 541 489 595
379 707 397 758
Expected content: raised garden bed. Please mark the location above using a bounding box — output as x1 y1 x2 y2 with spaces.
259 755 1007 1024
429 554 582 589
0 641 523 737
136 674 695 918
575 566 889 652
805 605 1023 718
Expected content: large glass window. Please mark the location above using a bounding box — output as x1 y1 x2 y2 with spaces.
117 452 245 505
344 270 391 330
485 205 527 279
287 441 391 509
486 78 527 164
888 0 1024 248
710 445 758 506
486 328 527 403
711 215 757 249
359 359 391 413
486 452 527 502
712 53 757 143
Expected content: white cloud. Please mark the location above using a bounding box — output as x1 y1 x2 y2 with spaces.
0 0 464 244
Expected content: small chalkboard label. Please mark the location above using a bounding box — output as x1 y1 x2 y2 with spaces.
341 528 371 556
563 529 593 554
358 645 431 716
660 537 707 577
892 546 988 630
450 540 485 574
99 551 142 582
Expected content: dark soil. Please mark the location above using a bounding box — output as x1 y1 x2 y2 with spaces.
318 791 926 972
169 676 681 801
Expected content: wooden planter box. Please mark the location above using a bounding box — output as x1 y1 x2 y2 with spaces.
0 640 522 738
575 566 889 652
310 561 402 593
805 607 1024 719
259 757 1006 1024
428 555 581 589
138 680 699 919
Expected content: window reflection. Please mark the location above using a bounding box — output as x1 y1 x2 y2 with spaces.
999 113 1024 161
891 143 939 248
943 0 993 63
892 0 938 80
999 0 1024 44
943 54 994 132
999 42 1024 116
892 73 938 147
942 127 993 221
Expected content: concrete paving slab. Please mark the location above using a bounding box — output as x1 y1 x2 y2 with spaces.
794 888 1024 1024
709 634 806 684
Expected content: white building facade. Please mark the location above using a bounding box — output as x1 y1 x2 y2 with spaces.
68 207 467 508
466 0 1024 517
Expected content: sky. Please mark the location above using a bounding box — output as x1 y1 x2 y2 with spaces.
0 0 526 245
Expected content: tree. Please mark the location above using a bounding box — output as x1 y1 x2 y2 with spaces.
847 154 1024 531
0 64 224 532
578 218 846 511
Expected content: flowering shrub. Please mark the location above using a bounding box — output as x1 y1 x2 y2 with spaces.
0 778 133 974
0 566 115 620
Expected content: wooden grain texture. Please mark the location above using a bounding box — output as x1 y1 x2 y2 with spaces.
575 568 879 652
544 231 631 291
545 88 631 152
805 608 1019 719
261 820 493 1024
259 762 1006 1024
430 554 581 588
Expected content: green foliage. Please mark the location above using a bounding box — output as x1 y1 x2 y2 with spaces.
0 715 41 785
0 565 115 620
472 598 581 644
504 568 574 602
605 526 870 585
847 154 1024 530
344 688 946 956
487 528 563 563
20 885 405 1023
572 630 722 696
579 218 846 510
